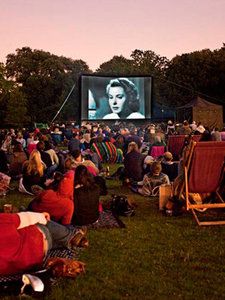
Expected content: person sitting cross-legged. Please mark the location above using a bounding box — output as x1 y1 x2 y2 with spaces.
21 150 47 194
132 161 170 196
71 165 100 226
161 152 178 182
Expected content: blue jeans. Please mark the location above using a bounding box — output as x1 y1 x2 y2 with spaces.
45 164 58 178
38 221 75 251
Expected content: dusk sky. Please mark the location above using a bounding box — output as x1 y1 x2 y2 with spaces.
0 0 224 71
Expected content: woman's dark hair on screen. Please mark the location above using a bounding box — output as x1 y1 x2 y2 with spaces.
106 78 140 118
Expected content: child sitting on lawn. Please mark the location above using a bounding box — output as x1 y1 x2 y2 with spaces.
132 161 170 196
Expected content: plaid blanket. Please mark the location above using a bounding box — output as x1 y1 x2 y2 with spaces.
0 247 80 284
88 210 125 229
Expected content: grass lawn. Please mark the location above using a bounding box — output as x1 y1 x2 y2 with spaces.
1 165 225 299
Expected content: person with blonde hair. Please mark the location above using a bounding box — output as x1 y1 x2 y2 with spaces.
135 162 170 196
22 150 47 193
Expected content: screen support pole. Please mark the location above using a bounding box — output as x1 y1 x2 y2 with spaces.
51 84 76 124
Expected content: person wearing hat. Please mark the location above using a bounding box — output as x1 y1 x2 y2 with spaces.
161 152 178 182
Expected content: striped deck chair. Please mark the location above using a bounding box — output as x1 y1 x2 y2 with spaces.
167 135 201 160
185 141 225 225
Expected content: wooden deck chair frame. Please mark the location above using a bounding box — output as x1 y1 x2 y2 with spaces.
184 141 225 226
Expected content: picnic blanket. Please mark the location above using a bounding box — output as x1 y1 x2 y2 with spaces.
88 210 125 229
0 247 80 284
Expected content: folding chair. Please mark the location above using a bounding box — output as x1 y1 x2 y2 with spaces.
167 135 201 160
184 141 225 225
167 135 186 160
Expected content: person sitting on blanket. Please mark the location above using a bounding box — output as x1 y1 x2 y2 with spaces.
28 171 74 225
21 150 47 194
148 135 166 157
70 149 99 176
90 134 122 163
132 161 170 196
9 142 28 179
161 152 178 182
71 165 101 226
0 211 87 276
36 141 58 179
123 141 145 183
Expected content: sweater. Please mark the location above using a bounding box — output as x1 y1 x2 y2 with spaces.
0 213 45 275
30 171 75 225
72 185 100 226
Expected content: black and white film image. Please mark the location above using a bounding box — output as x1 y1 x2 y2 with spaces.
81 76 151 120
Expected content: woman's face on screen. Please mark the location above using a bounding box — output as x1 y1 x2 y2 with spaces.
108 86 126 114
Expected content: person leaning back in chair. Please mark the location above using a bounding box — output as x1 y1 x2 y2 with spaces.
103 78 145 119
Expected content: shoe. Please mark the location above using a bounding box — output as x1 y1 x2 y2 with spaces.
69 227 88 249
79 237 89 248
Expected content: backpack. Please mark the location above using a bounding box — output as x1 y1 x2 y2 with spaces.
110 194 135 217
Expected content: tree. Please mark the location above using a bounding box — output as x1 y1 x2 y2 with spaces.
166 45 225 108
0 63 14 123
5 47 91 122
130 49 170 109
97 50 170 107
97 55 135 75
4 88 30 126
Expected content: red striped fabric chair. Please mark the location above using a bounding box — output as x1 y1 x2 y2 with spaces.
185 141 225 225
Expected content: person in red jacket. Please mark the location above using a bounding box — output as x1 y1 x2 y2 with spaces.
0 211 87 275
28 171 75 225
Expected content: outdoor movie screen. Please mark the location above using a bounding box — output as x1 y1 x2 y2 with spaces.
80 75 152 120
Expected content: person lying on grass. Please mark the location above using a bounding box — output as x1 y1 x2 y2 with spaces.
0 211 87 276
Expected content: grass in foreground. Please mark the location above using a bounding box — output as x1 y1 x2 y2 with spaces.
1 167 225 299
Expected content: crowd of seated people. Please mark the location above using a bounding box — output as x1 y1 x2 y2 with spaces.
0 120 225 276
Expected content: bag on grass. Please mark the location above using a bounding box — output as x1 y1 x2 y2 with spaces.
110 194 135 217
159 184 172 210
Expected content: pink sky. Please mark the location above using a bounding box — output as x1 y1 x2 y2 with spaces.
0 0 224 71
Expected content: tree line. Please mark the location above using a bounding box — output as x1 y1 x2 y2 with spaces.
0 44 225 126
